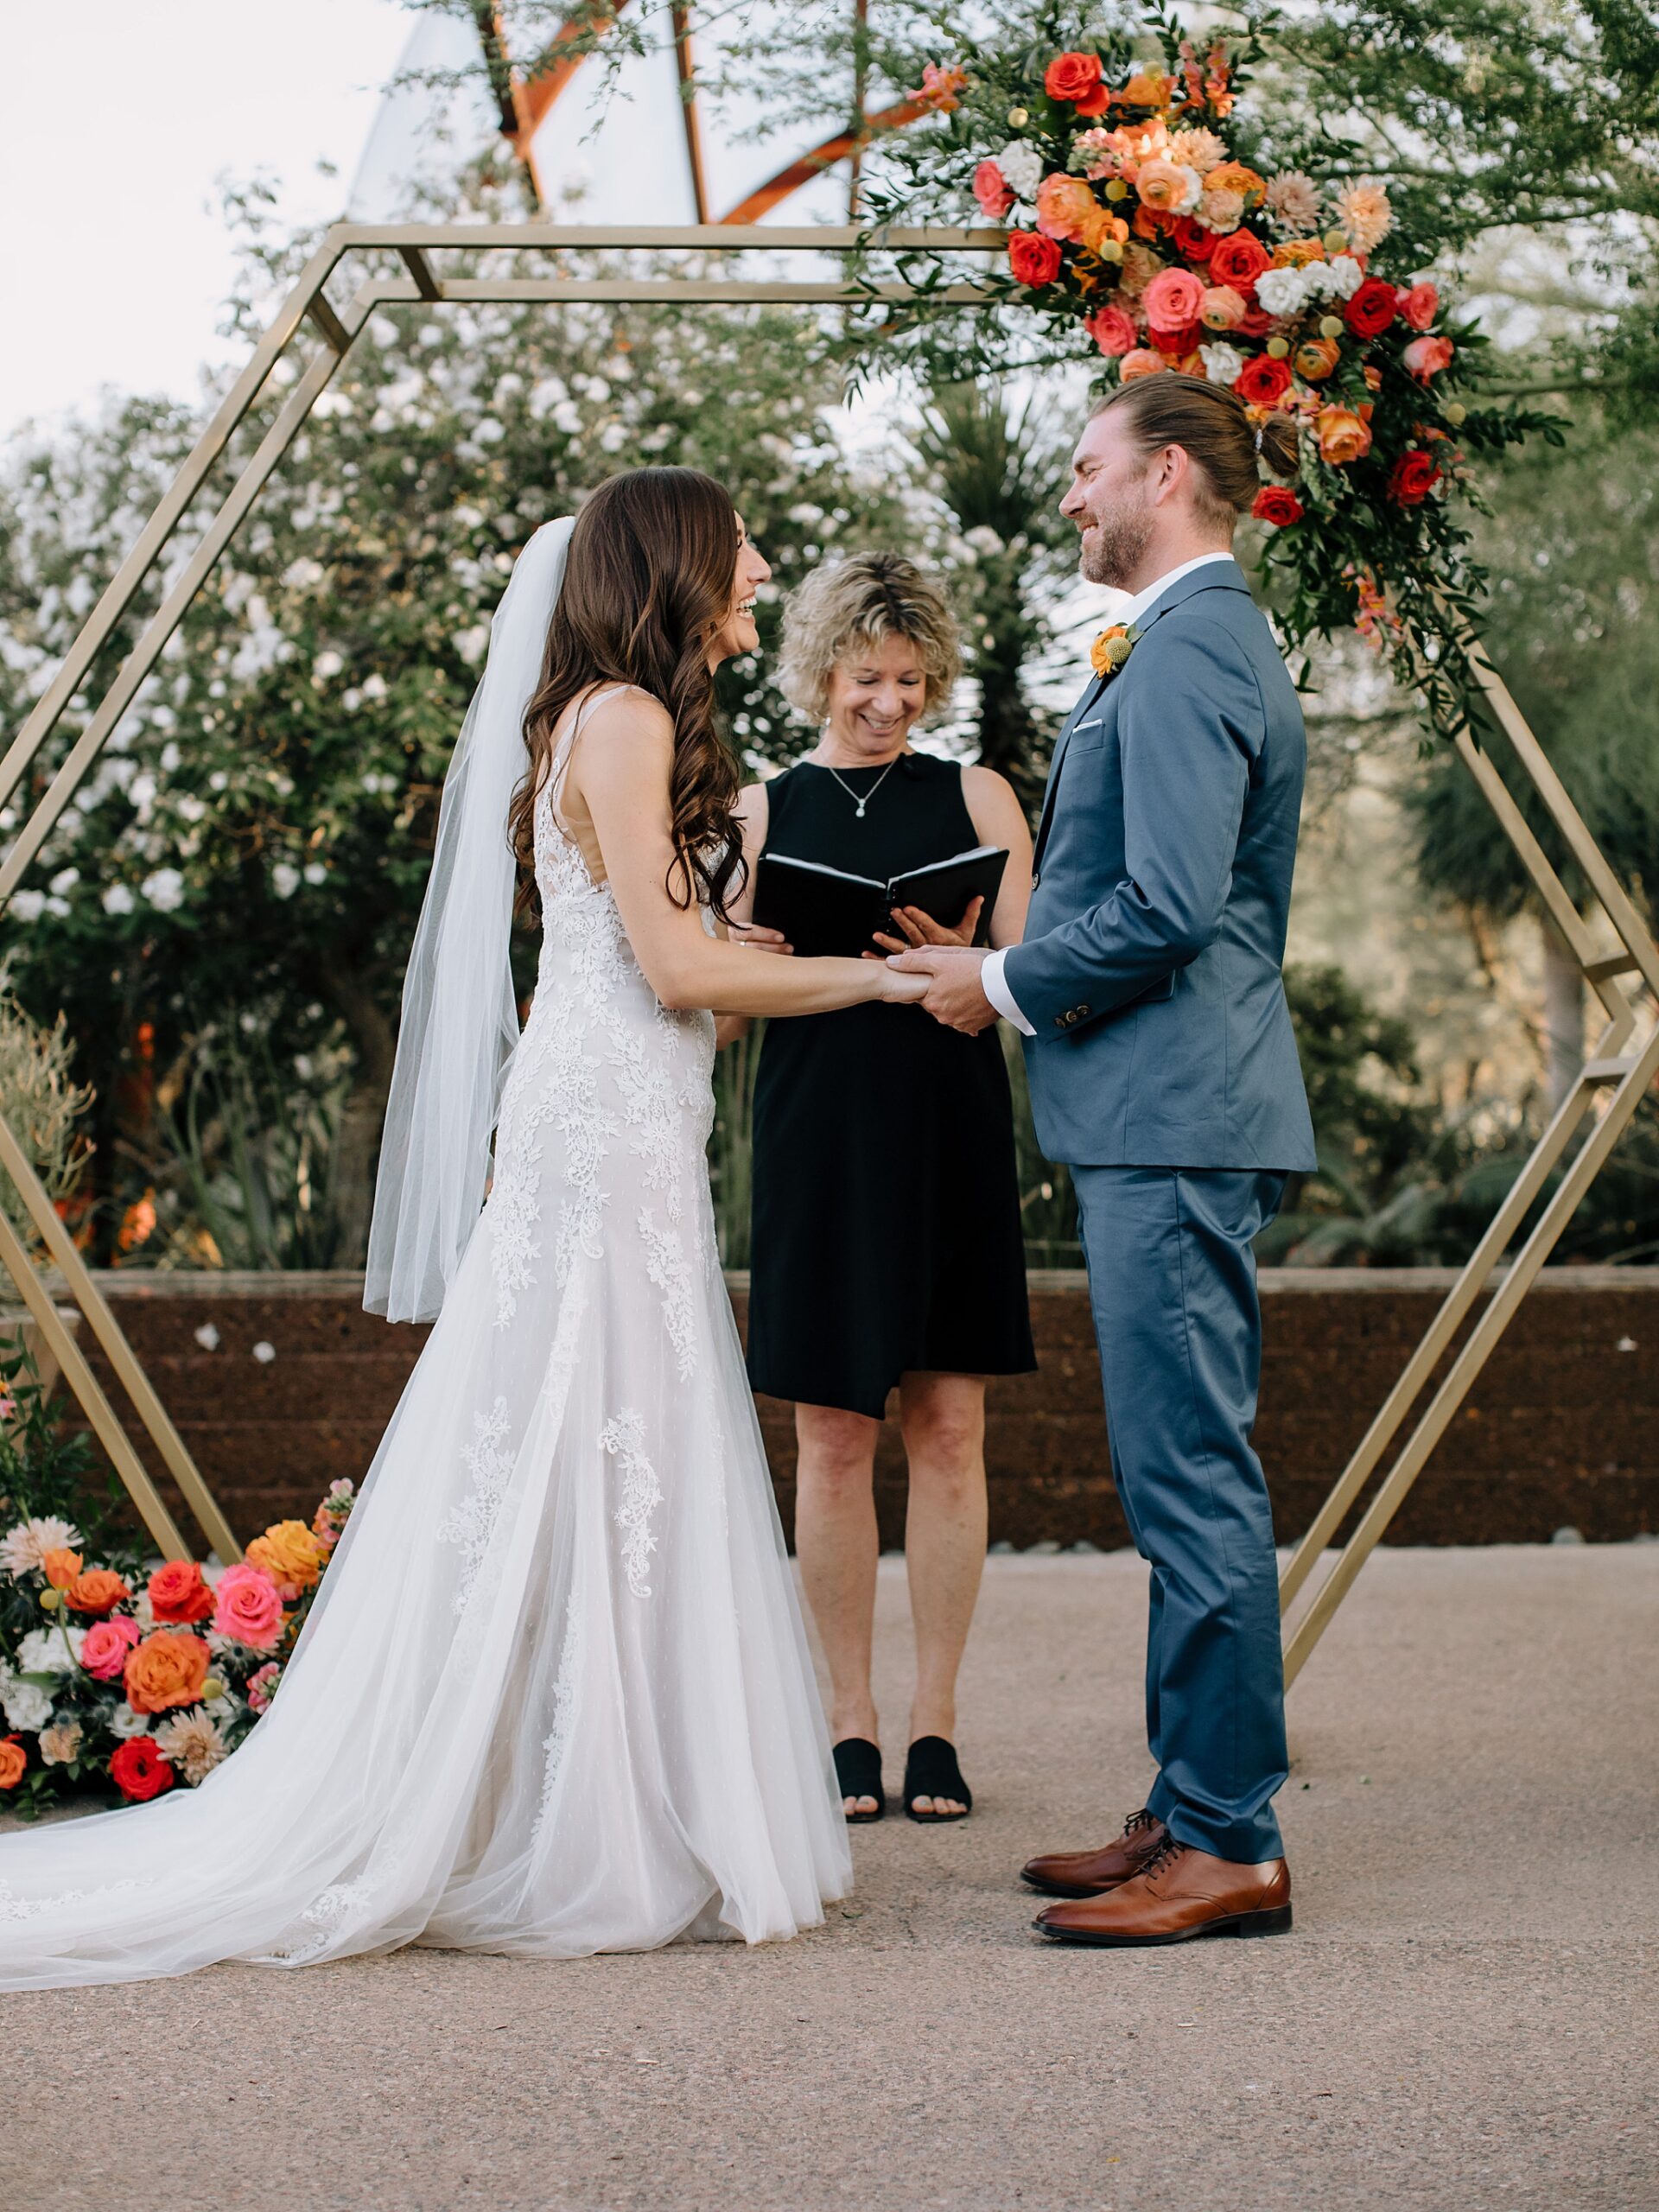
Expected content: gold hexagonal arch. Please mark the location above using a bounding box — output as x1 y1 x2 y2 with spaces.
0 221 1654 1685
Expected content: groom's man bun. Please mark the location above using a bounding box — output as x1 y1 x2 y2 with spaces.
1091 374 1300 527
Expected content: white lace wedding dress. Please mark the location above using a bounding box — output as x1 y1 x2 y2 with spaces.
0 693 851 1987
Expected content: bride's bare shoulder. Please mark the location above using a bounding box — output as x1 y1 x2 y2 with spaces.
566 684 676 797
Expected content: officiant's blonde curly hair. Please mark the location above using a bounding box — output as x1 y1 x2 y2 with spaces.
779 552 960 725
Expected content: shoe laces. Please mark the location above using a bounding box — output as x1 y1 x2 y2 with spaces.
1138 1834 1188 1884
1124 1808 1158 1835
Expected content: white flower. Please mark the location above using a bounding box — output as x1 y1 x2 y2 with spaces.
963 525 1004 556
302 862 327 887
283 556 325 591
142 868 186 912
128 772 157 818
270 862 300 899
251 1340 276 1364
1325 253 1364 300
0 1669 54 1731
109 1701 150 1738
48 867 79 895
996 140 1043 200
551 400 583 436
17 1624 85 1675
194 1322 220 1351
102 883 136 916
7 890 44 923
313 650 345 682
598 423 628 454
0 1516 83 1576
1255 265 1313 318
475 418 505 444
1172 164 1205 215
360 673 387 702
454 626 490 666
1199 340 1246 385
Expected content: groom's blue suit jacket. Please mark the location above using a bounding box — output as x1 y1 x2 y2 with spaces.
1002 558 1316 1173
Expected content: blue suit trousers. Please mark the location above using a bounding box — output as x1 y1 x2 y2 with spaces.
1072 1165 1289 1863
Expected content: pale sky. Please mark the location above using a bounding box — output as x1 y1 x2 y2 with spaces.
0 1 412 441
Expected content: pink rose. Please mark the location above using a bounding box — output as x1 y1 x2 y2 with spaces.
1402 334 1454 382
1084 304 1138 358
972 160 1014 219
1141 264 1205 334
81 1615 142 1681
1395 282 1439 332
245 1661 282 1714
211 1562 285 1651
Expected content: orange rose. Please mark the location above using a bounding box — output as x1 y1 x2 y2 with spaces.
1118 348 1167 382
1316 405 1374 465
1035 173 1103 244
123 1630 211 1716
41 1548 83 1591
1135 157 1196 213
1272 238 1326 268
246 1520 325 1599
147 1558 215 1626
1202 161 1266 204
1294 336 1340 380
65 1567 129 1616
0 1736 25 1790
1121 70 1173 108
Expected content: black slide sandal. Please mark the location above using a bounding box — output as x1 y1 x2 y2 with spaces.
903 1736 972 1822
833 1738 887 1822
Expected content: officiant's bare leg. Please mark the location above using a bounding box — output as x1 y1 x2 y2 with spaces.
794 1402 883 1815
898 1372 988 1814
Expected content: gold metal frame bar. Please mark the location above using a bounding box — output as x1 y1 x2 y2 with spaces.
3 220 1652 1650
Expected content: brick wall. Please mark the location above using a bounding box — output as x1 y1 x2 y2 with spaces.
43 1267 1659 1551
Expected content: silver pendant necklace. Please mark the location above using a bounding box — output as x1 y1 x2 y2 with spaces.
817 753 900 819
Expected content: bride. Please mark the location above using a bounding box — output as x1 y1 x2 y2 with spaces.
0 467 928 1986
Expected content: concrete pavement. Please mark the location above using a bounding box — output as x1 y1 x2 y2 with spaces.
7 1544 1656 2211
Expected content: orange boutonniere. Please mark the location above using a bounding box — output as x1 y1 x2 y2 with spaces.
1090 622 1139 678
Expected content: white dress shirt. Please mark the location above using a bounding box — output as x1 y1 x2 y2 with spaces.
982 551 1236 1035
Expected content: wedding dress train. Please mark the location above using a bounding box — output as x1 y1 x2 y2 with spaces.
0 706 851 1987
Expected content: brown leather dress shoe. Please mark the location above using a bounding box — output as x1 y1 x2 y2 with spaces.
1033 1838 1292 1946
1020 1808 1168 1898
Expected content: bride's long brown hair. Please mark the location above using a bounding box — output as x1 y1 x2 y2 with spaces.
512 467 746 919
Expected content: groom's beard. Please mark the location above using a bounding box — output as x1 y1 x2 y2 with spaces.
1078 490 1154 588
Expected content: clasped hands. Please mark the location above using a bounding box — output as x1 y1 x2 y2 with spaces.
728 896 999 1036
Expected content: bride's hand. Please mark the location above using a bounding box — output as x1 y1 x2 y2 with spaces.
874 963 931 1003
728 924 794 956
869 895 983 955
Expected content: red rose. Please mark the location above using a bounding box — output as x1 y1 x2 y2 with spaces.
147 1558 215 1626
1236 305 1275 338
110 1736 175 1803
1344 276 1398 339
1044 50 1103 103
1252 486 1304 526
1007 231 1064 288
1233 353 1294 407
1170 216 1217 263
1148 319 1204 357
1206 229 1271 296
1387 449 1441 505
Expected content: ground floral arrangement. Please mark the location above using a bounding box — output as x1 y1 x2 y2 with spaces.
0 1347 353 1816
868 4 1560 734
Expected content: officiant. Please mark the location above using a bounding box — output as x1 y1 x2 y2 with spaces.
724 551 1034 1826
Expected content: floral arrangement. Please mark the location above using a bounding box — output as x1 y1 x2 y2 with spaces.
0 1346 354 1817
867 7 1560 734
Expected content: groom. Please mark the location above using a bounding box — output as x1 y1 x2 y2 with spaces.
892 375 1315 1946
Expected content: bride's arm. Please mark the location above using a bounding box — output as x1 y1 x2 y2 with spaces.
570 696 925 1019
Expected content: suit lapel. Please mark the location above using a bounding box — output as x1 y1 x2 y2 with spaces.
1033 674 1108 868
1030 563 1254 868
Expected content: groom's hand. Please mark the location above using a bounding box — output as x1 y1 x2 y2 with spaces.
886 947 999 1034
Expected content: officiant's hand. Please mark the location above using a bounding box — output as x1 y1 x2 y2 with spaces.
868 894 984 957
885 946 999 1034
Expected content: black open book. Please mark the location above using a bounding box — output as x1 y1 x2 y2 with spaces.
751 844 1008 960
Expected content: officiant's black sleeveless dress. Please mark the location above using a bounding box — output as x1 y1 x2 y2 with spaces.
747 753 1035 1418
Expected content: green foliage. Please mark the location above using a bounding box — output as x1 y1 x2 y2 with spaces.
0 200 906 1263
